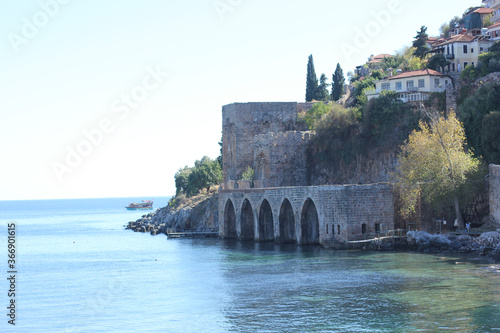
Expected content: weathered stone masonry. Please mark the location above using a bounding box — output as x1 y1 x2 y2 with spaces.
219 184 394 246
491 164 500 224
219 101 395 246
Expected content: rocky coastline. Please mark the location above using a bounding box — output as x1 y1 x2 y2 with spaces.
368 228 500 260
125 193 219 236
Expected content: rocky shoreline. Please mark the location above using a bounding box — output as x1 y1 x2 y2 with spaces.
369 230 500 260
125 193 219 236
125 194 500 261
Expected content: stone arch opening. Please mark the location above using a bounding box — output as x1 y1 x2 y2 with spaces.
279 199 296 243
240 199 255 240
258 199 274 242
223 199 236 239
301 198 319 245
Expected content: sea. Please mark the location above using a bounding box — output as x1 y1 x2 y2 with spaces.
1 197 500 333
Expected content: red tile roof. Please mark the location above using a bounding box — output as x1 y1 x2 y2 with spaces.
387 69 447 80
474 7 494 14
488 22 500 29
367 54 393 64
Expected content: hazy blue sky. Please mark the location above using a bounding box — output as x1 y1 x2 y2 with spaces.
1 0 478 200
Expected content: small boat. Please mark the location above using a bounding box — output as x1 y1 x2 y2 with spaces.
126 200 153 210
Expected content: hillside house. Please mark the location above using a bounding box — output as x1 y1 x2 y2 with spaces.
430 33 493 72
483 0 500 24
366 69 451 103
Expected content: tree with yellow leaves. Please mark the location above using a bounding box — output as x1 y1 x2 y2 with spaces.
393 110 480 229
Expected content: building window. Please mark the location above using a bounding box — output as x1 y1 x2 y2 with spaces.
463 45 468 54
332 224 334 235
381 82 391 90
481 46 484 53
396 82 402 90
434 79 440 87
407 80 414 89
471 48 474 53
326 224 328 234
375 223 381 234
445 80 448 85
472 62 475 67
452 63 455 72
337 225 340 235
418 79 425 88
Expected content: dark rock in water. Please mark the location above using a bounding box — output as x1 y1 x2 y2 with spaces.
479 247 494 256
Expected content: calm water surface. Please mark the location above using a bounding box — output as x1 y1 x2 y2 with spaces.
1 198 499 332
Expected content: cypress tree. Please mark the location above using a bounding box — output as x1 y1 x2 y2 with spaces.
306 54 318 102
331 63 345 101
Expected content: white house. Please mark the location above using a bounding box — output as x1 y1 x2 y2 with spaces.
367 69 452 103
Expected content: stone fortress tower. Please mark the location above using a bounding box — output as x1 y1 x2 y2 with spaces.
221 102 313 189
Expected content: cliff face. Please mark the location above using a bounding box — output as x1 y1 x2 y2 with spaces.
309 149 399 186
126 194 219 235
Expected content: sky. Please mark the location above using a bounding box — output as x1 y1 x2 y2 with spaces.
0 0 479 200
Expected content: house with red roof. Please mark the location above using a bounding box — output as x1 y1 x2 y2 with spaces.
430 33 493 73
483 0 500 24
366 69 452 103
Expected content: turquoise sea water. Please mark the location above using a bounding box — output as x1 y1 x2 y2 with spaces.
1 197 500 332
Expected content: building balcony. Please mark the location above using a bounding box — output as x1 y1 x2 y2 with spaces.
446 54 455 60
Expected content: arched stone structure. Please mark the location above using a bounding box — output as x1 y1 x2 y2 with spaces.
223 199 237 239
240 199 255 240
279 199 296 243
300 198 319 245
258 199 274 242
219 184 394 246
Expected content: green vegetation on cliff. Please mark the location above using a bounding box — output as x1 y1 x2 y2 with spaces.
174 156 222 198
459 82 500 164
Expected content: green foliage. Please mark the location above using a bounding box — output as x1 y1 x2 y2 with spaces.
393 111 480 227
352 75 376 106
380 55 404 72
459 83 500 162
316 73 330 101
240 166 254 182
460 64 480 82
331 63 345 101
412 26 429 59
310 104 361 164
298 102 331 130
427 54 449 73
363 91 417 147
174 156 222 197
306 54 318 102
481 111 500 164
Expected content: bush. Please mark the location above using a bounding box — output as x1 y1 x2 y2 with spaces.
298 102 331 130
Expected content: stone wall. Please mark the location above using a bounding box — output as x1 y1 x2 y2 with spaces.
222 102 312 186
253 131 313 188
491 164 500 223
219 184 394 247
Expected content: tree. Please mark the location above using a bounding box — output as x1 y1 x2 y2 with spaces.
306 54 318 102
427 54 449 73
393 111 480 229
412 26 429 59
316 73 330 101
331 63 345 101
481 111 500 164
299 102 330 130
459 83 500 161
174 156 223 197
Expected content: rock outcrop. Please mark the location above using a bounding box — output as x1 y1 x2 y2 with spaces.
125 194 219 236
